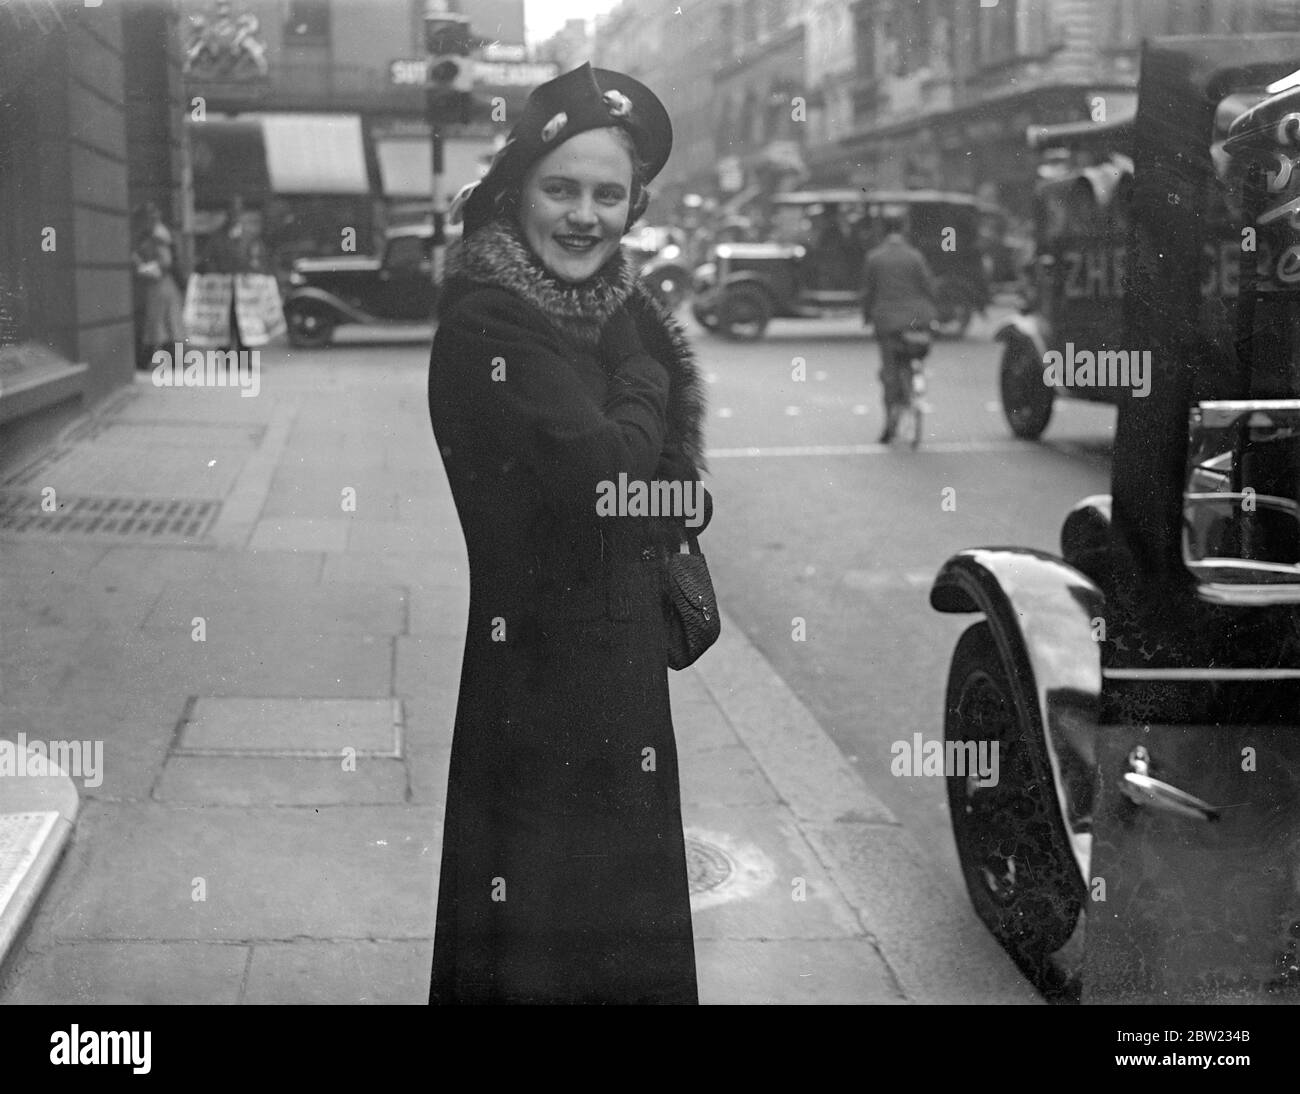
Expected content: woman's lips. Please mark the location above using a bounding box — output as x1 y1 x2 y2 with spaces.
555 235 600 253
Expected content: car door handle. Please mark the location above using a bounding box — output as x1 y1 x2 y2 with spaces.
378 270 391 281
1121 745 1221 822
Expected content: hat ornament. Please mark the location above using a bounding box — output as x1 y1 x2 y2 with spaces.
602 89 633 118
541 112 568 143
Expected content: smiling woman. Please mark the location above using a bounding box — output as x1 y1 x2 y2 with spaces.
425 64 711 1005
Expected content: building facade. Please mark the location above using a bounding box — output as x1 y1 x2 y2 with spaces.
0 0 186 460
178 0 546 269
593 0 1300 225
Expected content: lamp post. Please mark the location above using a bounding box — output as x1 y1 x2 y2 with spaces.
423 2 473 286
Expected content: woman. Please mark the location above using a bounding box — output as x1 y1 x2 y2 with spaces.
427 63 709 1004
131 202 185 369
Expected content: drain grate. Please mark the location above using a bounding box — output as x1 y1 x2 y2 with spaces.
685 835 734 894
0 491 221 540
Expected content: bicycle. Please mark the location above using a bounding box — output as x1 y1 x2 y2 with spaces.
883 328 933 449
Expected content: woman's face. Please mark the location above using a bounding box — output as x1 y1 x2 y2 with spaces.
519 128 633 283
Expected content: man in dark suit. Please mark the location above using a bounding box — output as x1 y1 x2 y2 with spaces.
861 213 938 442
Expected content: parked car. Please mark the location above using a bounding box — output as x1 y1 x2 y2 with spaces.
283 225 434 348
622 224 692 311
996 95 1250 439
690 189 995 341
932 33 1300 1003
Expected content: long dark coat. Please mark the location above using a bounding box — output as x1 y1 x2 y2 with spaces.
426 218 709 1004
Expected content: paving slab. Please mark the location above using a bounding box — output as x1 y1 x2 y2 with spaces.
58 628 393 701
696 939 902 1005
393 635 466 709
176 698 402 756
679 744 780 808
153 756 408 807
143 581 406 637
321 549 465 586
243 940 432 1004
695 612 895 826
37 803 440 943
682 806 865 941
248 517 350 552
0 688 181 801
347 520 432 554
0 941 249 1005
801 821 1041 1005
87 544 322 587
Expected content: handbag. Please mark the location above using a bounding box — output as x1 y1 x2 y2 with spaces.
665 533 720 670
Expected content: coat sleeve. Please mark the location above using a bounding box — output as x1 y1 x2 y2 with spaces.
433 288 671 519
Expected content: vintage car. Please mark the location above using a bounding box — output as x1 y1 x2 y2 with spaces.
997 98 1246 439
934 34 1300 1003
690 189 995 341
621 224 693 312
283 225 435 348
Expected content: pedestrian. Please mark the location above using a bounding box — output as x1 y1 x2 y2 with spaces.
861 212 939 442
426 62 709 1004
197 193 261 351
131 202 185 370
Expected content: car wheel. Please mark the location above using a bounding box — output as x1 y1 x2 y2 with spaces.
718 285 770 341
692 302 719 333
1000 337 1053 439
945 621 1085 980
286 302 335 349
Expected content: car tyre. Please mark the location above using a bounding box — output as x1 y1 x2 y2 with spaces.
1000 337 1053 439
286 302 336 349
692 302 720 333
718 285 771 341
945 621 1085 981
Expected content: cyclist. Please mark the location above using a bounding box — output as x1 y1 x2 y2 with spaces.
861 212 939 442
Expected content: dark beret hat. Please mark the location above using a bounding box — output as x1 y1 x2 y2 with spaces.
453 62 672 235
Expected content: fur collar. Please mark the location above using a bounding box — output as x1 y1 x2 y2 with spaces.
443 218 638 348
441 217 707 473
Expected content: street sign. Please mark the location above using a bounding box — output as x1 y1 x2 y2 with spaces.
389 58 557 88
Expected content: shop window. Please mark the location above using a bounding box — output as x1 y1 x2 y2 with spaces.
286 0 330 46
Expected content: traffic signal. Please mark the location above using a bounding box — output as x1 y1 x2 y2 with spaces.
424 13 473 127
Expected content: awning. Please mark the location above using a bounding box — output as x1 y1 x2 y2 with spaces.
260 114 368 194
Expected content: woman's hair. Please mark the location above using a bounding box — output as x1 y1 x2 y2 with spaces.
495 125 651 231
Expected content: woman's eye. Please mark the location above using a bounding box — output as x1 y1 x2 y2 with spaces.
597 189 626 204
543 183 573 198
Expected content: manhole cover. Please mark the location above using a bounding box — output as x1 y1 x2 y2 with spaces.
0 491 220 541
685 835 734 894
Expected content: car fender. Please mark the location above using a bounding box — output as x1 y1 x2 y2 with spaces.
931 547 1103 884
283 286 378 326
993 313 1048 359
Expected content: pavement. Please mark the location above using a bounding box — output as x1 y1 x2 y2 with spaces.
0 336 1038 1005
